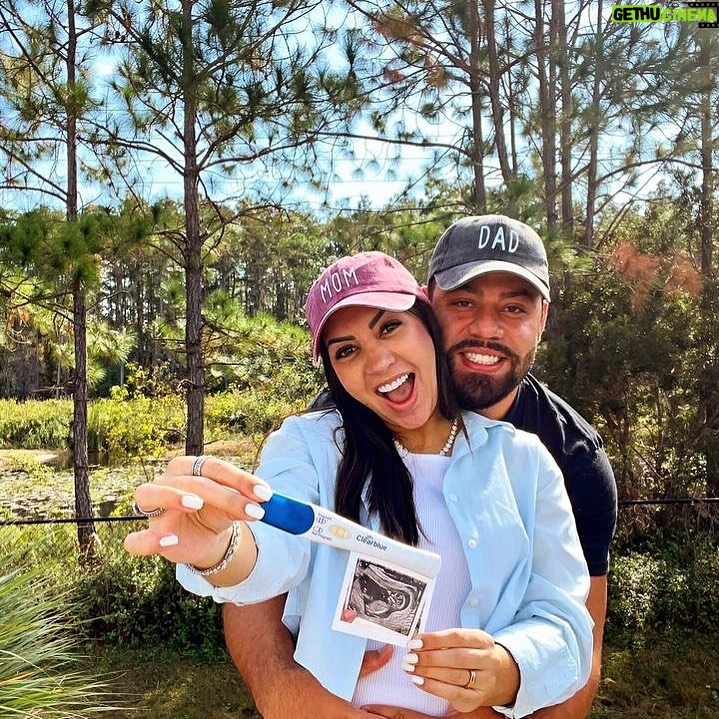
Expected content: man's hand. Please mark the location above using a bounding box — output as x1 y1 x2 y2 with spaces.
224 598 379 719
359 644 394 678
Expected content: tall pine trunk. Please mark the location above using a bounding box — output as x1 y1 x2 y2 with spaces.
67 0 95 556
467 0 487 213
484 0 512 186
698 33 714 278
556 0 573 235
585 0 603 248
535 0 557 232
182 0 205 455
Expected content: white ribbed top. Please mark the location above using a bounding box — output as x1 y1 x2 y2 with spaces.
352 453 472 715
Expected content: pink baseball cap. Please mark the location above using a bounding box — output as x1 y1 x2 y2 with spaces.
305 251 430 360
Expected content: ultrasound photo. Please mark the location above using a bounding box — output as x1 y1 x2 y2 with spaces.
333 552 436 645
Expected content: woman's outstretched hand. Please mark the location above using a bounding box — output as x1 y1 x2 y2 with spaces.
123 455 273 580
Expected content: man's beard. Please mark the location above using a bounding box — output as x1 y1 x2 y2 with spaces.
447 341 536 411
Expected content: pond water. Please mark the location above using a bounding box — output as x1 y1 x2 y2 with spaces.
0 461 165 521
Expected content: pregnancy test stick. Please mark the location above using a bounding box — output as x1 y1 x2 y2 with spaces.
259 492 442 578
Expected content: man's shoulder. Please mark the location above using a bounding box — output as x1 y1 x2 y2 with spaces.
511 374 603 443
307 387 335 410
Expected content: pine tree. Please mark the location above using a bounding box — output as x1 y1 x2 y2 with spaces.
89 0 364 452
0 0 112 555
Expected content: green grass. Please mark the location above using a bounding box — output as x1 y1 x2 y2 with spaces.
85 631 719 719
591 630 719 718
88 647 259 719
3 451 718 718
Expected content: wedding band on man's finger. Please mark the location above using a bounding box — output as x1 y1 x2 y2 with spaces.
133 501 167 519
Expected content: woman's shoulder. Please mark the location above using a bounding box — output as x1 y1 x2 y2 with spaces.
274 408 343 438
259 409 344 471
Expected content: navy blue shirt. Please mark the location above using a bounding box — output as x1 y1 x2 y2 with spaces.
505 374 617 576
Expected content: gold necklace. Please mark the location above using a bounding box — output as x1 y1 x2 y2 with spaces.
393 417 460 457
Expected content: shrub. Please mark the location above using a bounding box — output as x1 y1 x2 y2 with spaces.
0 398 71 449
88 394 186 461
607 532 719 640
3 522 225 663
205 387 311 438
1 531 121 717
72 546 225 662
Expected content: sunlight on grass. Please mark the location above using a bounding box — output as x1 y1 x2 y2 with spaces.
91 647 260 719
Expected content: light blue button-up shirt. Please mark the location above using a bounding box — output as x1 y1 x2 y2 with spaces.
178 410 593 717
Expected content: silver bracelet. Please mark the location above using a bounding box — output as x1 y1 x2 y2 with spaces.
185 521 242 576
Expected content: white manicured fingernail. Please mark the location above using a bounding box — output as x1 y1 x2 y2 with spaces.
401 661 416 673
410 675 424 686
159 534 179 547
403 652 419 664
253 484 273 501
181 494 204 509
246 503 265 520
408 638 423 650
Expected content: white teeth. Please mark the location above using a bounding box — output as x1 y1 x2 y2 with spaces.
464 352 500 366
378 373 410 394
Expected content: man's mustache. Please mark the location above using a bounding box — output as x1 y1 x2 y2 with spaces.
446 339 519 362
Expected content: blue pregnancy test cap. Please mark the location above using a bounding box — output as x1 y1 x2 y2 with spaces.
260 493 315 535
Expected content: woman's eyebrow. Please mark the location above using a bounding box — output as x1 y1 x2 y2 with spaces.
368 309 386 329
326 335 354 348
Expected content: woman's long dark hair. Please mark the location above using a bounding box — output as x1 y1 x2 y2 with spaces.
319 301 461 546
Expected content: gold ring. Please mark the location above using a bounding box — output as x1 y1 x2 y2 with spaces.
463 668 477 689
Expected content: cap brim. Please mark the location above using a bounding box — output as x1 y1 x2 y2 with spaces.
433 260 550 301
312 292 419 360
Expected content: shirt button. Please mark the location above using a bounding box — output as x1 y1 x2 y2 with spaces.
468 539 478 549
448 494 458 502
469 597 479 607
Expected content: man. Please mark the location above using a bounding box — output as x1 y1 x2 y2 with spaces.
223 214 618 719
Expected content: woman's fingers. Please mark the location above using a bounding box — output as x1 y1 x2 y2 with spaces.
134 482 203 513
134 456 273 525
411 628 494 651
165 455 273 502
401 631 519 712
135 477 263 524
126 456 272 571
123 528 180 556
404 646 485 671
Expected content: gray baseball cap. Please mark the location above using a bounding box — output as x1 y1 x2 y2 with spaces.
428 214 551 301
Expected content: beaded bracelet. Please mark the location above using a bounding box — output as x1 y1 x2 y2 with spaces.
185 521 242 576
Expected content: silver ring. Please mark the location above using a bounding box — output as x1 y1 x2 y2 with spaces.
192 455 209 477
463 668 477 689
133 501 166 519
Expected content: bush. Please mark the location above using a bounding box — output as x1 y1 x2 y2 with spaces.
205 387 312 438
0 398 71 449
1 531 121 717
2 523 225 663
607 531 719 640
0 384 322 459
88 393 186 461
72 545 225 662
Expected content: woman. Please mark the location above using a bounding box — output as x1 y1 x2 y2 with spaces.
125 251 592 717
